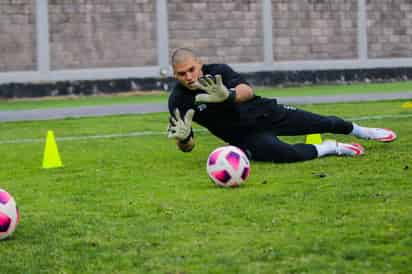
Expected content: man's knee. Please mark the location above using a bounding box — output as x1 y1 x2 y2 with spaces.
326 116 353 134
246 144 316 163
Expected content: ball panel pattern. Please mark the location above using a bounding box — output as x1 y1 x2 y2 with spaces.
16 207 20 225
0 191 10 205
0 212 11 233
208 148 224 166
211 170 231 184
226 151 240 171
241 167 250 180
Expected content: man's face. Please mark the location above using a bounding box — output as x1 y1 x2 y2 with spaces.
173 57 203 90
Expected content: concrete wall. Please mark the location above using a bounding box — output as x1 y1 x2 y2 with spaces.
48 0 157 69
168 0 263 63
0 0 412 86
272 0 357 60
367 0 412 58
0 0 36 72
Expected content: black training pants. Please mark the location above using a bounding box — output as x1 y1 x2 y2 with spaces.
236 105 354 163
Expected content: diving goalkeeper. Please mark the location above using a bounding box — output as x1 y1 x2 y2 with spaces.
167 48 396 163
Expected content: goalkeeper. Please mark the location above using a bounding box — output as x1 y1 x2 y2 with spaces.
167 48 397 163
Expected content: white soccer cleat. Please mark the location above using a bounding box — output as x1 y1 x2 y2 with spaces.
364 128 397 142
336 142 365 156
321 140 365 156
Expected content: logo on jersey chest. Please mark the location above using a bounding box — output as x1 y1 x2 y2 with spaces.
282 104 297 111
197 104 207 112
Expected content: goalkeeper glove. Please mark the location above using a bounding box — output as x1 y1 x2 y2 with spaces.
167 108 195 142
194 74 235 103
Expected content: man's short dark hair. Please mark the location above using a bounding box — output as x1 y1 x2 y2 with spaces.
171 48 197 66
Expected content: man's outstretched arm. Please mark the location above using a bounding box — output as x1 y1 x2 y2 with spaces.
168 108 196 152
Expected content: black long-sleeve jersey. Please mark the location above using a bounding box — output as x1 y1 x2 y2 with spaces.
168 63 285 144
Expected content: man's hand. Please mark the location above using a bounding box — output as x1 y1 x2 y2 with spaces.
194 74 233 103
167 108 195 141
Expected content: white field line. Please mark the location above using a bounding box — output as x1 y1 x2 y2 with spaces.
1 113 411 145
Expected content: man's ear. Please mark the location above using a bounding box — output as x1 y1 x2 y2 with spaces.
172 67 178 78
195 59 203 74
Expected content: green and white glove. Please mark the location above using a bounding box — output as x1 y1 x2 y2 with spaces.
194 74 235 103
167 108 195 141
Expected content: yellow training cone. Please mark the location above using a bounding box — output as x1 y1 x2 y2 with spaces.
305 134 323 144
42 130 63 169
401 102 412 108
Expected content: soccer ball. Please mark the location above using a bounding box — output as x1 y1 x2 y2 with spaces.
0 189 19 240
206 145 251 187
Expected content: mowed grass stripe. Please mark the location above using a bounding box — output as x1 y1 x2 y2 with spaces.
1 113 411 145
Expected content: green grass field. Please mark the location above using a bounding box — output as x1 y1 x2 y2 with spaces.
1 80 412 111
0 96 412 273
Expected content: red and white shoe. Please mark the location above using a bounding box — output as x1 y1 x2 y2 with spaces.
337 142 365 156
322 140 365 156
365 128 397 142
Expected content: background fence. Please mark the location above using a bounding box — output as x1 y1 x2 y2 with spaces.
0 0 412 87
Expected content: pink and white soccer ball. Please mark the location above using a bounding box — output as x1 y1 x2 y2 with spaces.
206 145 251 187
0 189 19 240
